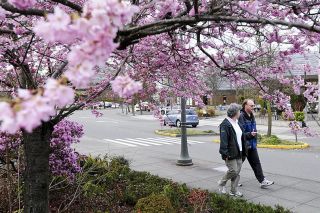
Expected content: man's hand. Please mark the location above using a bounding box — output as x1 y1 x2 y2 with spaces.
251 131 257 136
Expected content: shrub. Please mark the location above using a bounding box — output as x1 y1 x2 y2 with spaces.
188 189 209 212
162 183 190 210
50 119 84 179
123 171 170 205
259 135 281 145
294 111 305 122
134 194 174 213
208 193 291 213
196 109 204 117
207 107 215 117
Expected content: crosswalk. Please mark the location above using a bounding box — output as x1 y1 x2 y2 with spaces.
101 137 206 147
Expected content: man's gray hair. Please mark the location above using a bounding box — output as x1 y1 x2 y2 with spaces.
227 103 241 118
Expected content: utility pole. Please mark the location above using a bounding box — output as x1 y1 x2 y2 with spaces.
177 97 193 166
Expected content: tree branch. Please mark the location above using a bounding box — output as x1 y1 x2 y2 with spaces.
51 62 68 79
0 2 50 16
118 15 320 49
49 0 82 13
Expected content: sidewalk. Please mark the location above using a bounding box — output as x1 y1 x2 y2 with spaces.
130 154 320 213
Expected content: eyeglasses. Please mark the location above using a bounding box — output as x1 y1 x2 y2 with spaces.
248 105 255 107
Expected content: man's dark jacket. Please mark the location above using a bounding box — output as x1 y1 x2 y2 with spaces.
219 118 254 160
238 110 257 149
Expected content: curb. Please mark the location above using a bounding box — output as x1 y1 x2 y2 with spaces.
155 130 217 137
212 139 310 150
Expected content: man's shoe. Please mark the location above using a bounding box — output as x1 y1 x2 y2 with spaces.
229 191 243 197
260 179 274 188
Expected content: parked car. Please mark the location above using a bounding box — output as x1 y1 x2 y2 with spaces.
91 103 103 109
135 102 151 111
104 102 112 108
254 104 261 112
112 103 120 108
163 109 199 127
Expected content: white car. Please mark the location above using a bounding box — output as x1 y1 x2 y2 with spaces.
135 102 150 111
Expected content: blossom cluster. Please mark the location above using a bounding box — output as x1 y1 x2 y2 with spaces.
0 0 140 134
50 119 84 179
0 120 83 179
289 121 317 137
34 0 139 88
110 74 143 98
8 0 36 10
0 78 74 134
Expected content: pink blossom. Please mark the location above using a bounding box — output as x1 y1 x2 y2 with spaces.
33 7 74 43
91 109 103 118
303 83 318 103
34 1 138 88
0 102 19 134
110 75 142 98
65 61 95 88
238 0 260 14
16 94 56 132
8 0 36 10
0 7 9 20
156 0 180 18
292 76 304 95
44 78 75 108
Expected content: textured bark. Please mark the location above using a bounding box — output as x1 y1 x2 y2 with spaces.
267 101 272 137
23 123 53 213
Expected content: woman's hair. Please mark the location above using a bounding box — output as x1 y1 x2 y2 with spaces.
227 103 241 118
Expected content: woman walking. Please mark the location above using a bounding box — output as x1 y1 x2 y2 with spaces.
218 103 256 197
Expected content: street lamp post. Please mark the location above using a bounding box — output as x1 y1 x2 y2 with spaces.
177 97 193 166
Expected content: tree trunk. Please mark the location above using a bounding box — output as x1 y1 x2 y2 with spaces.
132 104 135 116
139 102 142 115
23 123 53 213
267 101 272 137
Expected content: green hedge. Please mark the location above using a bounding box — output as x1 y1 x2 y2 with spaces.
47 155 292 212
294 111 305 122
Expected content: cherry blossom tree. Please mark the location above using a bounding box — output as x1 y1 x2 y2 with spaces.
0 0 319 212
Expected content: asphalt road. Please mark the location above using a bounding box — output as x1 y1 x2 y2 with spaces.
70 109 320 183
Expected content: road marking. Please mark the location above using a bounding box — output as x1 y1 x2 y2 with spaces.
132 138 171 145
115 138 151 146
102 137 207 147
147 137 205 144
96 120 119 123
140 137 180 145
103 139 137 147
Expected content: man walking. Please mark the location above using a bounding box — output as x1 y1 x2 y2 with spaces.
238 99 274 188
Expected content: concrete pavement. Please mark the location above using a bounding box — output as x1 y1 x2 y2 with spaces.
71 109 320 213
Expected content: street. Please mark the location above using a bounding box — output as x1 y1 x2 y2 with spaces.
71 109 320 212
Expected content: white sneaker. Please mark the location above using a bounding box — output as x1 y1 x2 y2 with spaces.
260 179 274 188
238 183 243 187
229 191 243 197
218 181 227 194
219 185 227 194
